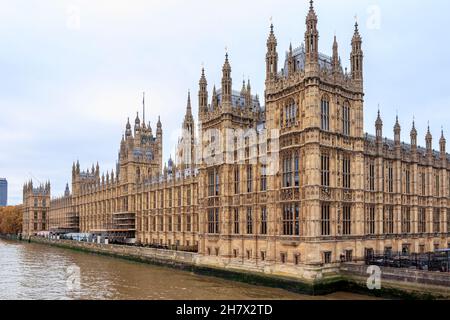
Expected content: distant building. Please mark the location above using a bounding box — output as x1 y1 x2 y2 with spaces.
0 178 7 207
22 181 50 235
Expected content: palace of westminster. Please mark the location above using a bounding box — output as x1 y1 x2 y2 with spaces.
22 2 450 279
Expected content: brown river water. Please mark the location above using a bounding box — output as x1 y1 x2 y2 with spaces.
0 239 375 300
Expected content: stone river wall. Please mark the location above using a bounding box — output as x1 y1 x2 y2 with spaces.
22 236 450 299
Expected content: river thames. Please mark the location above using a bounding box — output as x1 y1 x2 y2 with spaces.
0 239 375 300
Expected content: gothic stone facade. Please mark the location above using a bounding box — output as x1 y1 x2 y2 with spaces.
23 2 450 280
22 181 50 235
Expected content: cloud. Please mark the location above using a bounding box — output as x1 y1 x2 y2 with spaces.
1 0 450 204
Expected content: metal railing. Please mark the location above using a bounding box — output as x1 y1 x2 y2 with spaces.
365 250 450 273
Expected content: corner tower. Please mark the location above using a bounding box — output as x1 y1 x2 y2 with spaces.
22 180 51 237
264 2 366 266
118 97 163 185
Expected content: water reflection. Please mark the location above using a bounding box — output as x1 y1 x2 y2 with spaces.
0 239 373 300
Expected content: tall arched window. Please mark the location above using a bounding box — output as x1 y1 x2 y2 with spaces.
321 97 330 131
342 102 350 136
284 99 298 127
136 167 141 182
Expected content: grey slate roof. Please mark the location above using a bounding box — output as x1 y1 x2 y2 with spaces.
282 43 333 77
215 89 261 110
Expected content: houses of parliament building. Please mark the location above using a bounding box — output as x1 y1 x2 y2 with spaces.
22 1 450 280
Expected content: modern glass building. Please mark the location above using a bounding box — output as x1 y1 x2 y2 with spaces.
0 178 7 207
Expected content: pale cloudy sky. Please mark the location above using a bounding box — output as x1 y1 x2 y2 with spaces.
0 0 449 205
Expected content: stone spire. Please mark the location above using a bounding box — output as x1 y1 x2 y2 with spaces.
211 85 218 110
287 42 295 76
305 0 319 71
142 92 146 125
72 162 76 178
266 20 278 81
148 121 152 136
410 119 417 152
240 79 246 97
245 79 252 108
332 35 340 73
221 52 232 106
440 128 446 159
351 18 364 88
183 91 194 132
426 124 433 156
394 115 401 145
125 117 132 137
186 90 192 116
134 112 141 134
198 67 208 115
157 115 162 135
375 109 383 140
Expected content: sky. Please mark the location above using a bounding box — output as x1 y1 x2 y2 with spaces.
1 0 450 205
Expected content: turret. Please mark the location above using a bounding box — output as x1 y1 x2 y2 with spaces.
125 118 132 138
305 0 319 72
168 156 174 175
375 110 383 143
134 112 141 135
221 53 232 106
96 162 100 177
211 85 218 110
394 116 401 156
410 120 417 154
142 92 146 126
245 80 252 108
265 22 278 82
157 116 162 137
351 20 364 89
426 125 433 157
198 67 208 116
287 43 295 76
332 35 340 74
183 91 194 134
394 116 401 145
157 116 163 169
440 129 446 160
72 162 76 178
240 79 246 99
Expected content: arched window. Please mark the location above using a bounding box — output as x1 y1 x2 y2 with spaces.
136 167 141 182
321 97 330 131
342 102 350 136
284 99 298 127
